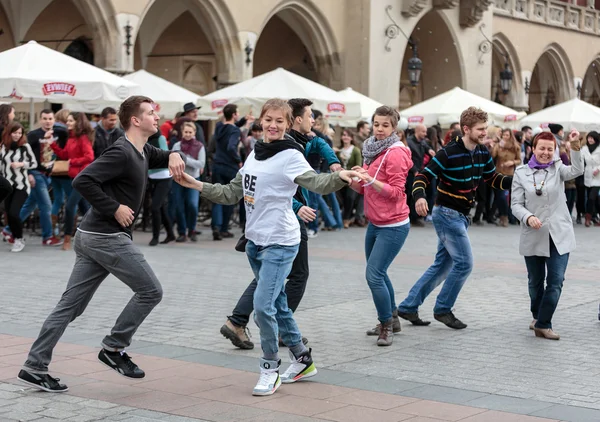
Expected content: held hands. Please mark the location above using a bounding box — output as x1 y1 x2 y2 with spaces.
297 206 317 223
115 204 135 228
527 215 543 230
339 169 368 184
175 172 202 190
415 198 429 217
10 162 24 169
351 166 372 184
330 163 342 172
168 153 186 179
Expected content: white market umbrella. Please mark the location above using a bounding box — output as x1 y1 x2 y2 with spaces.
336 87 383 127
520 98 600 132
400 87 526 128
64 70 201 118
198 67 361 121
0 41 139 125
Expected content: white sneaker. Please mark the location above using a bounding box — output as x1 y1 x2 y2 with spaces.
281 348 317 384
252 359 281 396
307 229 318 238
11 238 25 253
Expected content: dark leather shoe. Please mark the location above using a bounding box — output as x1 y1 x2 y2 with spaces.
175 235 187 243
220 231 234 238
398 311 431 326
434 312 467 329
377 319 394 346
149 238 159 246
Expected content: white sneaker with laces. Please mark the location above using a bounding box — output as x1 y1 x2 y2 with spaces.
307 229 318 238
252 359 281 396
281 348 317 384
11 238 25 252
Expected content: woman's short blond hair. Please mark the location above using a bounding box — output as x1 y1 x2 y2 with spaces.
182 121 197 133
259 99 293 128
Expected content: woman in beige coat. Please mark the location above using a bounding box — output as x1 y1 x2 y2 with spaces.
511 130 583 340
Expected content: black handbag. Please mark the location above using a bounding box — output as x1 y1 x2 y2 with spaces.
235 234 248 252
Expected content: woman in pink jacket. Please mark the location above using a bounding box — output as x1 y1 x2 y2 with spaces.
349 106 413 347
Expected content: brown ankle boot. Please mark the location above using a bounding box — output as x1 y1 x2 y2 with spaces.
500 216 508 227
534 327 560 340
376 319 394 346
366 310 401 335
62 235 71 251
585 213 592 227
220 320 254 349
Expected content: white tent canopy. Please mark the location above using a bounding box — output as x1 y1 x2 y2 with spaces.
64 70 201 117
519 99 600 132
198 68 361 121
0 41 139 103
400 87 526 128
336 87 383 127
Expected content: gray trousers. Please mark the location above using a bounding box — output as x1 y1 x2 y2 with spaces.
24 231 163 374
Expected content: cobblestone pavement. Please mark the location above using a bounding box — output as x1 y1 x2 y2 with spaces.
1 223 600 418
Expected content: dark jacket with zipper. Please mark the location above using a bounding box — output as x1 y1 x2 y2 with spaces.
412 136 512 215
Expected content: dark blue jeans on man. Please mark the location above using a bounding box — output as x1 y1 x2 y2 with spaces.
19 170 53 240
211 164 237 233
525 237 569 330
398 205 473 315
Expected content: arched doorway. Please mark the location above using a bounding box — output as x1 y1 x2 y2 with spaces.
0 3 15 52
22 0 94 54
399 10 463 109
254 1 340 87
134 0 221 96
581 58 600 107
253 15 316 81
528 45 573 112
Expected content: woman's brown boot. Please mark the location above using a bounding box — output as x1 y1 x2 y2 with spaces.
376 319 394 346
534 328 560 340
585 213 592 227
62 235 71 251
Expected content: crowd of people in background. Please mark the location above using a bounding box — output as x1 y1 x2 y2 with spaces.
1 100 600 255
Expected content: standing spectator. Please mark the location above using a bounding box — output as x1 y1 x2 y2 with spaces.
211 104 242 240
242 123 262 156
442 122 460 146
20 109 62 245
181 103 206 146
354 120 370 150
49 112 94 250
171 122 206 242
492 128 521 226
407 124 435 227
522 126 534 164
582 131 600 227
0 175 11 203
511 130 583 340
336 128 362 228
49 109 71 237
0 122 37 252
147 130 175 246
93 107 124 159
548 124 563 162
160 113 181 140
560 139 577 218
0 104 15 137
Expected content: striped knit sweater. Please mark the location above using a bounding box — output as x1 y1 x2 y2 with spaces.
0 144 37 194
412 136 511 215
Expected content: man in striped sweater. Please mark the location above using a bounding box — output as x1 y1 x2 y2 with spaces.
397 107 512 329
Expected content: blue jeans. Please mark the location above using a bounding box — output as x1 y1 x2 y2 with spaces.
324 192 343 228
398 205 473 315
19 170 53 240
307 191 336 231
365 223 410 322
64 188 90 236
246 241 301 359
211 165 237 232
172 180 200 235
51 177 72 217
524 237 569 329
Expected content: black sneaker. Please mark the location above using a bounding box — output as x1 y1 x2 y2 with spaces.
149 238 159 246
17 369 68 393
175 235 187 243
434 312 467 329
98 349 145 378
189 231 198 242
398 311 431 326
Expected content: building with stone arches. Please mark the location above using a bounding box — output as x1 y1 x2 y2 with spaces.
1 0 599 119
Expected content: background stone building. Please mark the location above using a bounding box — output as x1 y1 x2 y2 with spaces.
0 0 599 117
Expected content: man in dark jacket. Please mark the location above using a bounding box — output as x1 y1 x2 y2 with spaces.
93 107 124 159
407 124 435 226
210 104 243 240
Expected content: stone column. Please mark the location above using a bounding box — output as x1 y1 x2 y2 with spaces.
215 31 256 88
103 13 140 74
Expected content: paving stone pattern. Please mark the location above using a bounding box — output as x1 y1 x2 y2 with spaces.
1 224 600 412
